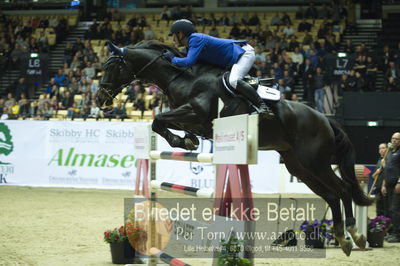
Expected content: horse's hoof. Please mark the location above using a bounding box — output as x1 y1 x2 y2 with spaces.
354 234 366 250
185 134 199 146
170 136 182 148
184 138 198 151
341 238 353 256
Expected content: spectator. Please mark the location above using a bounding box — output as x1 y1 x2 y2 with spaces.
38 32 49 52
291 47 304 67
382 45 394 70
386 77 399 92
112 101 128 120
248 13 260 26
60 90 74 110
313 67 326 112
273 62 283 79
18 98 30 118
5 93 15 109
77 94 89 109
343 39 355 54
338 74 349 95
298 58 314 103
354 71 365 91
372 143 389 217
159 6 170 26
302 30 314 45
381 132 400 243
134 93 146 115
42 102 53 119
72 37 85 54
283 70 295 88
282 23 294 38
54 68 67 87
365 56 378 91
241 12 250 26
277 79 292 99
298 18 312 32
240 25 252 39
385 61 400 84
89 102 100 119
208 26 219 38
81 104 91 119
229 24 241 39
305 2 318 19
270 13 282 26
14 77 28 100
29 101 38 117
221 12 230 26
143 25 156 40
84 62 96 79
281 12 292 26
395 42 400 68
309 49 319 69
10 101 20 119
10 43 25 70
255 47 266 63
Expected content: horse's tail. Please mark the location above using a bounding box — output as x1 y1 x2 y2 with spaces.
329 119 374 206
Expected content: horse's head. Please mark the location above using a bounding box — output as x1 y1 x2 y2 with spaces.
97 42 132 110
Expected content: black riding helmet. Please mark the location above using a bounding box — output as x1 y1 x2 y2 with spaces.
168 19 196 37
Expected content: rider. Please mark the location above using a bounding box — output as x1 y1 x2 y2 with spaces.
163 19 274 118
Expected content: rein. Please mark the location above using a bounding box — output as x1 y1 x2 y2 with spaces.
99 50 187 109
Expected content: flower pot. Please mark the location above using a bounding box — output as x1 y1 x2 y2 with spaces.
367 231 385 248
109 239 135 264
304 231 325 248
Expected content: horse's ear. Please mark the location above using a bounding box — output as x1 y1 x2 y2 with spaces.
107 41 124 56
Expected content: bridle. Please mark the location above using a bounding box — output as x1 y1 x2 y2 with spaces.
98 50 186 109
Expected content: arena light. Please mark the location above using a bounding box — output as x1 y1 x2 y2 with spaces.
367 121 379 127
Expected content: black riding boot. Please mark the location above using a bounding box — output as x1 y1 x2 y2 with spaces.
236 79 275 119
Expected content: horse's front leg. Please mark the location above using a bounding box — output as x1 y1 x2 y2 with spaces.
152 103 201 150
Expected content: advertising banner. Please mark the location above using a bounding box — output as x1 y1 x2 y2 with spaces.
0 120 293 194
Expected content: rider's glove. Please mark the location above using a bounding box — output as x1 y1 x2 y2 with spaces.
163 50 174 62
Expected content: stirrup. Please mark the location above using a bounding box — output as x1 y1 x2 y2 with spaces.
252 105 275 119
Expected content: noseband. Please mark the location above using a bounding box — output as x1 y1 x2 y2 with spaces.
99 54 164 106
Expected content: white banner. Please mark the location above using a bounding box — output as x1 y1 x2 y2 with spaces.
0 121 313 194
0 120 143 189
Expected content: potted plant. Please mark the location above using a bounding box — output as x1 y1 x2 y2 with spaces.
218 237 253 266
300 219 334 248
104 225 138 264
367 216 392 248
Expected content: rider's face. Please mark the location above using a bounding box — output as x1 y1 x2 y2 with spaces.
173 32 186 47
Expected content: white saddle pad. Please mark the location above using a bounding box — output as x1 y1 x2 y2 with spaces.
257 85 281 102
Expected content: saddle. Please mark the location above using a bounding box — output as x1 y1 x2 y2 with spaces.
222 72 281 102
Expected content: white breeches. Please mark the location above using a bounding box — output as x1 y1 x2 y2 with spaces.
228 44 255 88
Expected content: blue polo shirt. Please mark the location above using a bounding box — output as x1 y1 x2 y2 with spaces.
171 33 247 68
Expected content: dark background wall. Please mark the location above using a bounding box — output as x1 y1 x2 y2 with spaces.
341 92 400 164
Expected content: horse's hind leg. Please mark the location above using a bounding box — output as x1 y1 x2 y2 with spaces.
152 103 204 150
343 196 367 249
280 151 353 256
321 168 366 250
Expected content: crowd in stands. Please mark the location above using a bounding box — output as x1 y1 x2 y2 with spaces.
1 1 400 120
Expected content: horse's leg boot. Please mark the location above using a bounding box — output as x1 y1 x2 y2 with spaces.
236 80 275 119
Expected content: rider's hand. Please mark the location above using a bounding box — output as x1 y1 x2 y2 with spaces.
381 186 387 196
163 50 174 61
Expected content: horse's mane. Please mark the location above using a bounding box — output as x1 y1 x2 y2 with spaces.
127 40 182 57
126 40 224 76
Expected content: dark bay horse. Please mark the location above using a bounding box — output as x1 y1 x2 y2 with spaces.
97 41 373 256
